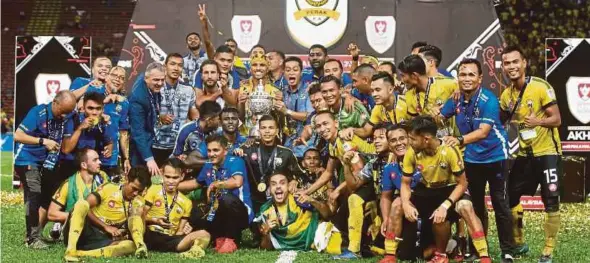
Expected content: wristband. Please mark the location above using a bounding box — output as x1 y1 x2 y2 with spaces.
457 136 464 146
440 200 452 210
38 138 44 146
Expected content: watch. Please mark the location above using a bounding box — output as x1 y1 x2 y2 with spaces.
457 136 464 146
38 138 44 146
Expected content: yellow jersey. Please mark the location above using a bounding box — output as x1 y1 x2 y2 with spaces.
52 171 109 211
328 135 376 161
405 76 458 116
90 183 145 227
369 95 409 125
144 185 192 236
499 76 561 156
402 144 464 189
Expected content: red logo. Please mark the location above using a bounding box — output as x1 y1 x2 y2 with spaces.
578 83 590 101
390 171 397 179
46 80 61 95
155 200 162 207
240 20 252 34
108 200 115 208
251 153 258 161
374 20 387 35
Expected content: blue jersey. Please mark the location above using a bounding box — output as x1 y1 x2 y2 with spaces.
70 77 105 93
438 68 454 78
62 113 116 161
382 163 421 192
301 67 352 86
351 88 376 112
440 87 509 163
172 121 207 157
100 98 130 166
199 133 247 158
272 74 289 92
14 103 70 165
197 156 254 222
194 68 241 90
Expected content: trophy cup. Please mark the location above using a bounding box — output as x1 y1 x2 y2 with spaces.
247 79 273 133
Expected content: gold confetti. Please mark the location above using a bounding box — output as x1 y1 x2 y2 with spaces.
1 191 24 206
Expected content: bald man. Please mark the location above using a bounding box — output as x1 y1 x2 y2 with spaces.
14 90 77 249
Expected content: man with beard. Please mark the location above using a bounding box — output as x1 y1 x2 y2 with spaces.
70 56 112 99
172 101 222 159
195 60 235 110
129 62 166 177
87 66 131 178
499 46 562 263
437 59 517 262
266 50 288 91
143 158 211 258
351 63 377 112
183 32 208 85
152 53 198 165
257 172 339 253
334 123 392 259
14 90 77 249
303 44 351 86
63 167 151 261
297 148 332 205
273 56 313 157
401 116 491 263
304 111 375 259
398 55 457 137
237 54 284 138
340 72 409 140
179 135 253 254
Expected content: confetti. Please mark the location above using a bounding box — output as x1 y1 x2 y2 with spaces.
1 191 24 206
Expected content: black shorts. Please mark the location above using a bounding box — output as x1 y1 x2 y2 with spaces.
412 184 461 224
145 229 186 252
40 162 74 209
508 155 561 200
63 218 115 250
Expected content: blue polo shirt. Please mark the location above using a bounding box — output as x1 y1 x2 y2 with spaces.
197 156 254 222
172 121 207 157
100 98 130 166
351 88 376 112
301 67 352 86
382 163 421 192
62 113 116 161
440 87 509 164
70 77 105 93
273 74 289 92
283 82 313 156
193 68 241 89
14 103 69 166
199 133 247 158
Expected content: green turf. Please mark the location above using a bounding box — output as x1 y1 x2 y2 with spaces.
1 151 15 192
1 151 589 262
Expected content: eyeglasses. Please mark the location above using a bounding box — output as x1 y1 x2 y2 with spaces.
109 73 125 81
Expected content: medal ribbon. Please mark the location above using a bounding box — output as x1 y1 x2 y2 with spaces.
416 78 433 113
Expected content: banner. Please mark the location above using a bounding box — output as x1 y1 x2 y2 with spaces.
545 38 590 154
13 36 91 187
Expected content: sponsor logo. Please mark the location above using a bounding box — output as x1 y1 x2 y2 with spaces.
549 183 557 192
440 162 448 169
251 153 258 161
566 77 590 124
286 0 348 48
35 74 71 105
155 200 162 207
108 200 116 208
231 15 262 53
365 16 395 54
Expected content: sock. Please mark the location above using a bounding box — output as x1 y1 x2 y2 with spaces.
326 232 342 255
510 204 524 246
384 232 399 255
128 215 145 248
77 240 136 258
347 194 365 254
542 212 560 256
471 231 489 257
65 200 90 253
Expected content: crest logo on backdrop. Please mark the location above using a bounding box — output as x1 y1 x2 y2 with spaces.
35 73 71 104
286 0 348 48
566 76 590 124
231 15 262 53
365 16 395 54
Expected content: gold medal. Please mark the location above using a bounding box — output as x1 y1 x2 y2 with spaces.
257 182 267 192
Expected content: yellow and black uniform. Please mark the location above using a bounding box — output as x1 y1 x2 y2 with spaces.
402 144 466 222
64 182 145 253
368 95 409 126
405 76 458 136
52 171 109 213
143 184 192 252
500 76 562 255
329 135 376 183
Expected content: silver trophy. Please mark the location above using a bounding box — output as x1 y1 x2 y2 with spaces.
247 79 273 133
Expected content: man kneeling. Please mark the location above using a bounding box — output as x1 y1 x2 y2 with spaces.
258 172 340 253
63 166 151 262
143 158 211 258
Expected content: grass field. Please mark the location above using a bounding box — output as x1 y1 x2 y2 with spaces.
1 151 590 262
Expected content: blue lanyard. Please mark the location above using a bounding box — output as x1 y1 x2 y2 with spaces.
456 87 483 131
